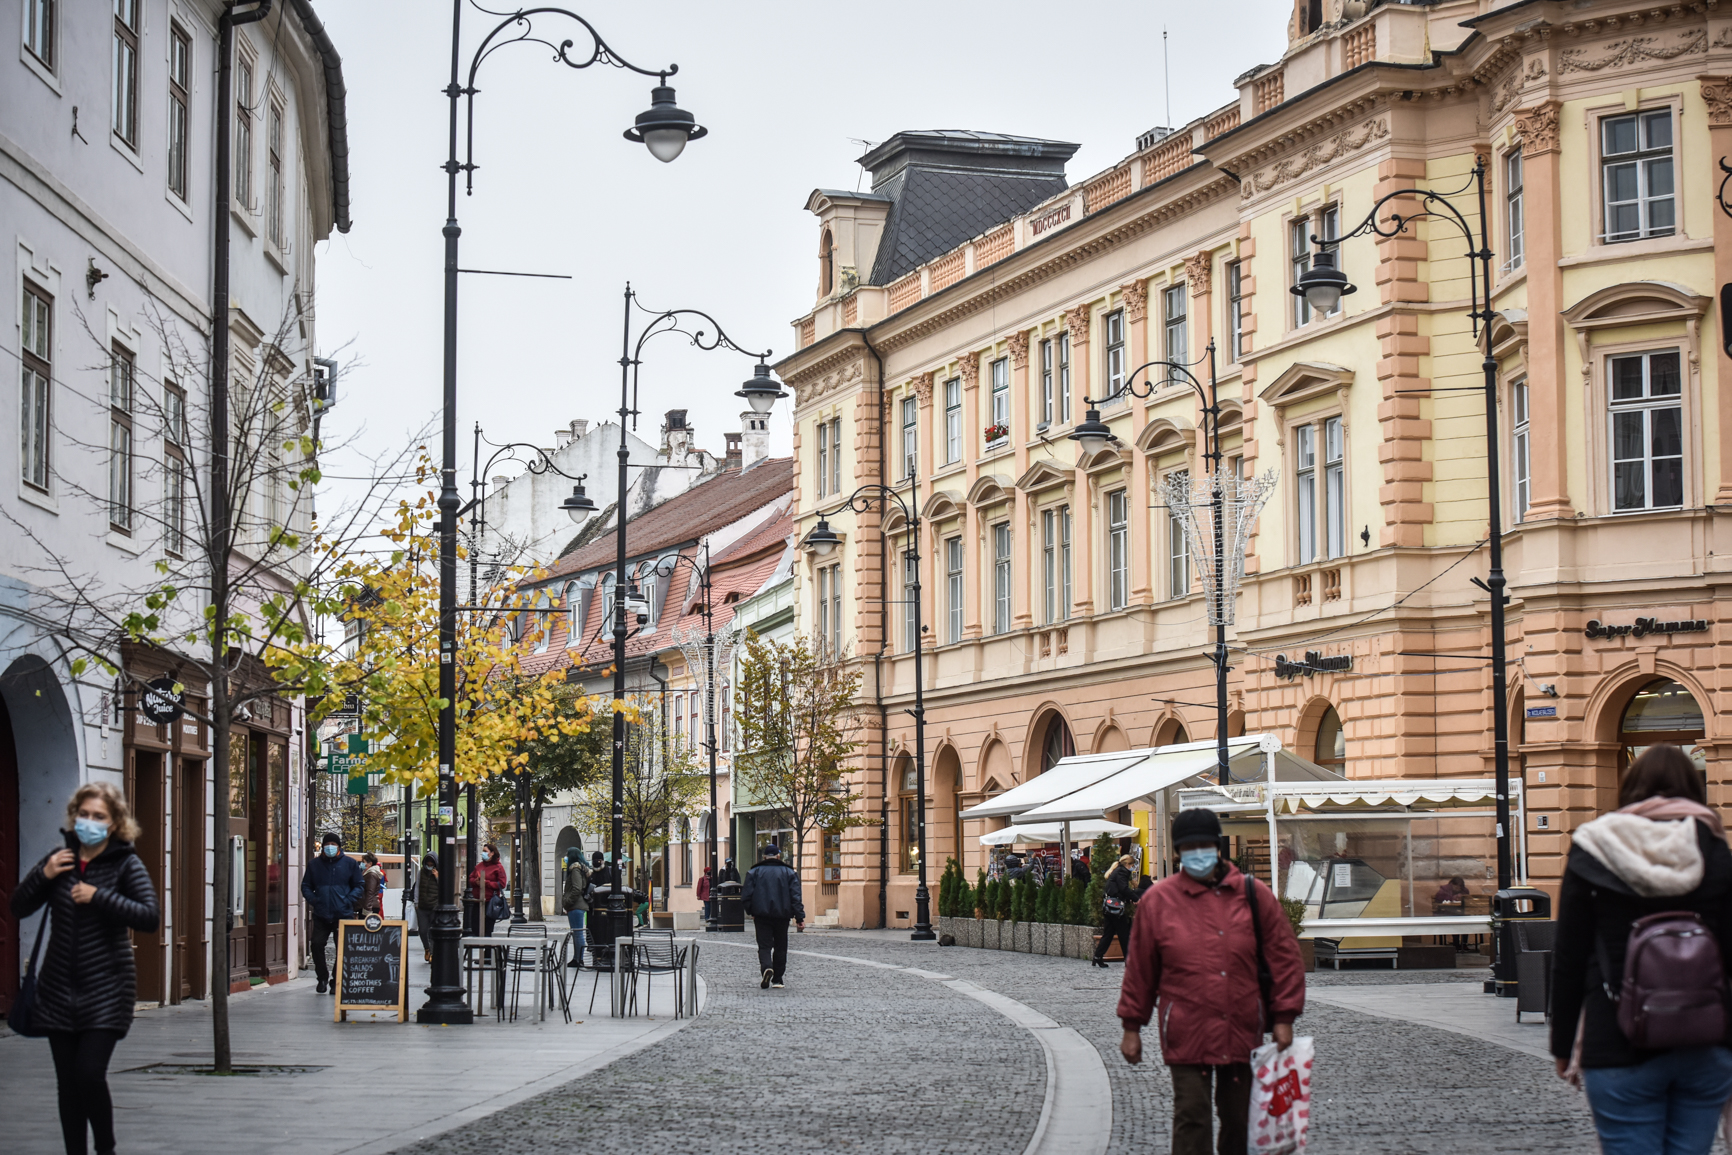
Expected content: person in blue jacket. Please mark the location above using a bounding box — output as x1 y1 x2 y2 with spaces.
301 832 364 994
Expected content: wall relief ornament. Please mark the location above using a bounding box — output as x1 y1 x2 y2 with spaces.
913 371 934 406
957 350 980 389
798 358 864 407
1184 252 1214 297
1065 304 1092 345
1007 330 1031 371
1515 102 1562 157
1119 279 1148 324
1700 76 1732 127
1559 30 1707 74
1239 118 1390 199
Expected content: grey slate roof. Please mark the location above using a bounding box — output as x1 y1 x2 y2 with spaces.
858 131 1078 286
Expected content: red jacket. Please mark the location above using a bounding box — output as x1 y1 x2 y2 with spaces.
696 875 712 902
468 860 507 903
1116 862 1306 1067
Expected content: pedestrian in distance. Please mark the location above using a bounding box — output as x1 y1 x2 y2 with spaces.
696 865 713 923
468 841 508 937
1118 808 1306 1155
742 842 804 989
720 856 740 884
10 781 159 1155
358 852 384 915
301 832 363 994
414 851 439 962
1092 854 1137 968
561 846 591 968
1550 745 1732 1155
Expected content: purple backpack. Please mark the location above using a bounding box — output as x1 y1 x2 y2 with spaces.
1603 911 1728 1049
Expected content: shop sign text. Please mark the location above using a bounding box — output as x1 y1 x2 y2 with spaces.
1274 651 1353 680
1584 616 1709 640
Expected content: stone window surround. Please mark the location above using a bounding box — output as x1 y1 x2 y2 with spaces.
1260 362 1354 571
1581 92 1686 252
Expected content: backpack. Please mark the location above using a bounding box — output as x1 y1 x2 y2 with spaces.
1600 910 1728 1049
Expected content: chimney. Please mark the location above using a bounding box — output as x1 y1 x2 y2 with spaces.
554 427 573 450
724 432 742 470
740 410 770 467
663 409 692 462
569 418 588 439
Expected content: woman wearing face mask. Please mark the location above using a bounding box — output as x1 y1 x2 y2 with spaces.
11 781 159 1155
300 832 364 994
1092 854 1137 968
1116 808 1306 1155
468 842 509 937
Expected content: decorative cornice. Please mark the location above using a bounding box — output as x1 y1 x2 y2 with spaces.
1007 330 1031 371
1239 117 1389 200
1515 101 1562 158
1558 29 1707 74
1183 251 1213 297
792 356 865 409
1120 279 1148 324
1065 304 1092 346
1700 76 1732 127
957 350 980 389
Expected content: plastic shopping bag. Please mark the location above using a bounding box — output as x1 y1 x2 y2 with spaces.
1249 1035 1314 1154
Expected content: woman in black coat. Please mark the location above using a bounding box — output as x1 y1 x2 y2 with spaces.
11 782 159 1155
1091 854 1136 968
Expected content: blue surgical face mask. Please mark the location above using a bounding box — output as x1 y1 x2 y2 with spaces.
323 844 340 858
74 817 109 847
1179 847 1219 880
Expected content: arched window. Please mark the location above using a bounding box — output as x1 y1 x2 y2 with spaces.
1314 705 1346 773
898 757 922 873
679 817 693 885
819 228 834 296
1040 715 1075 773
1620 678 1706 773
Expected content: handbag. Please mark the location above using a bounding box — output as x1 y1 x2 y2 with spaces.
10 911 50 1037
1245 874 1277 1026
1102 895 1127 917
486 891 509 922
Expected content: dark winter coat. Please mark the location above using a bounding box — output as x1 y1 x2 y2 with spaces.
415 856 439 913
359 866 385 915
562 861 592 913
300 850 364 923
742 857 805 923
1550 823 1732 1067
10 833 159 1036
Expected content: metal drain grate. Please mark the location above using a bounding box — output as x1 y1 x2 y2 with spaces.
124 1063 329 1077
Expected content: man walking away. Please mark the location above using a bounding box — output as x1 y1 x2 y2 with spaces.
300 833 364 994
742 842 804 989
562 847 591 968
1117 808 1306 1155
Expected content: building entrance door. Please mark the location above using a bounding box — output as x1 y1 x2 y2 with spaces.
128 749 167 1005
1619 679 1706 773
174 756 205 1001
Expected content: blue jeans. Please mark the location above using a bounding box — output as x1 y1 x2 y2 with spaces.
1583 1046 1732 1155
566 909 587 962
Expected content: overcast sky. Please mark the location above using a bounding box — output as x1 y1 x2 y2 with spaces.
311 0 1292 502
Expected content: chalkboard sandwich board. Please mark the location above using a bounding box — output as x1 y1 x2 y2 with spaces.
335 914 410 1022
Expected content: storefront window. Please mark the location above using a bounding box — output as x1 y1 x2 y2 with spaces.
228 729 249 819
266 740 286 924
1620 678 1706 773
1040 716 1075 774
1314 706 1346 773
899 762 922 873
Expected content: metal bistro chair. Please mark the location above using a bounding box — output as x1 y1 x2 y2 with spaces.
539 930 574 1023
503 922 548 1022
634 930 684 1018
588 936 636 1015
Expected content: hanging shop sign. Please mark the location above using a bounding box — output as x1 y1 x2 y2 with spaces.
139 677 185 725
1583 617 1709 640
1273 651 1354 680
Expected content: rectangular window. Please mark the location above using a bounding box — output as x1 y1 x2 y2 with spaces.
1164 285 1188 366
674 692 684 749
109 345 134 533
943 378 961 463
1511 379 1530 523
815 419 829 498
829 416 842 495
165 452 186 556
20 284 52 491
1292 209 1341 325
902 550 918 652
268 102 286 249
992 522 1011 634
1295 423 1316 562
112 0 139 147
1323 416 1345 559
1227 261 1244 360
1504 149 1524 271
1040 339 1054 426
168 25 191 200
1602 111 1674 243
25 0 53 69
1042 508 1057 624
989 357 1009 443
901 395 917 481
1059 505 1072 621
1059 333 1072 424
1608 350 1683 510
815 565 831 651
945 535 963 643
1104 309 1125 402
1166 474 1189 598
235 54 254 211
1108 489 1129 611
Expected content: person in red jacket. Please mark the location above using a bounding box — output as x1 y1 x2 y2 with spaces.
468 842 509 937
696 865 714 923
1117 808 1306 1155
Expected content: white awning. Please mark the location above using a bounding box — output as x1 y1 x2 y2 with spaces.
1272 778 1520 813
978 820 1137 847
1012 735 1288 825
959 748 1153 820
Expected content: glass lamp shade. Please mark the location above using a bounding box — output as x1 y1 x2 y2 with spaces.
561 484 597 527
624 83 707 164
806 518 841 557
736 363 786 414
1068 409 1115 457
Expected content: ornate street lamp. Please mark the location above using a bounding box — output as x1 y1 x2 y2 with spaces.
423 3 701 1026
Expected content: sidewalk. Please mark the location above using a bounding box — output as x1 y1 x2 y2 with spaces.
0 952 700 1155
1306 979 1553 1060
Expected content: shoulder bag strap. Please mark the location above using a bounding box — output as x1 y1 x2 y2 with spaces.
24 907 48 977
1245 874 1276 1026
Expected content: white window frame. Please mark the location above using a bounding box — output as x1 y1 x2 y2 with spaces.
1164 474 1188 598
1059 332 1072 425
944 377 961 464
1600 108 1675 245
234 46 256 213
901 395 917 481
1323 416 1345 559
1510 378 1530 523
1040 339 1054 427
902 549 918 652
20 281 53 493
989 357 1009 446
945 535 963 643
1290 205 1341 327
24 0 55 72
1108 489 1129 611
267 96 287 251
1295 424 1316 563
829 416 842 495
815 418 829 498
1503 149 1524 273
109 342 135 534
1607 348 1684 512
992 522 1011 634
1163 285 1187 366
112 0 140 149
1226 260 1244 362
1103 309 1125 404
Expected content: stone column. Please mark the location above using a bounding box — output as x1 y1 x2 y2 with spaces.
1373 156 1434 546
1701 78 1732 505
1514 101 1575 520
1009 332 1035 630
1121 281 1153 605
1066 305 1096 616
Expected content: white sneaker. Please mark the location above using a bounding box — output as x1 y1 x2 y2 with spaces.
761 968 774 989
771 978 785 989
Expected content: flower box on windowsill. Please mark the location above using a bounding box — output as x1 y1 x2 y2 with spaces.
984 423 1010 450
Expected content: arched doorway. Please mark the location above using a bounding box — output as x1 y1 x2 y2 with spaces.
1038 714 1075 773
1313 705 1346 774
1154 718 1189 748
894 753 920 874
1619 678 1706 773
933 746 961 870
0 690 17 1013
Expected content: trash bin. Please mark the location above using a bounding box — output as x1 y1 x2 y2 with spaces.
716 880 744 932
1490 886 1552 997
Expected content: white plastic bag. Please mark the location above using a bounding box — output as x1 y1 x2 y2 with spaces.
1248 1035 1314 1154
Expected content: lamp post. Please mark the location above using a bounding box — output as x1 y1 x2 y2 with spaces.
602 287 778 957
1292 158 1516 985
422 2 703 1026
804 483 935 941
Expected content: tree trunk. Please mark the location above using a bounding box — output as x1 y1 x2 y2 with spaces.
526 792 544 921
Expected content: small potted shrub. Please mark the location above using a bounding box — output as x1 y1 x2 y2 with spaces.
1282 897 1315 972
984 422 1010 445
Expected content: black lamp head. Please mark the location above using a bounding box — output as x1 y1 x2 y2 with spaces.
624 79 707 163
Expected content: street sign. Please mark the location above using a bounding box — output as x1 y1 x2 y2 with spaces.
346 771 382 796
324 752 366 775
1525 705 1558 719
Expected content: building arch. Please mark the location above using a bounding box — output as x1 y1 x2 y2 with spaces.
1022 704 1078 775
1150 714 1190 749
932 743 962 869
1093 721 1130 753
819 227 834 296
1587 663 1715 807
1293 695 1343 773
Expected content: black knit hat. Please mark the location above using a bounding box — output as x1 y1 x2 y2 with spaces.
1171 808 1222 847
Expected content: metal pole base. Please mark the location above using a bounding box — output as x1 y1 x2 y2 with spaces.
910 884 936 940
417 907 473 1024
909 928 937 941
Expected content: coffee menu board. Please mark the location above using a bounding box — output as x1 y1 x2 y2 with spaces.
334 915 409 1022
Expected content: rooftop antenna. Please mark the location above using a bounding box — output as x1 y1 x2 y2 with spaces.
1163 27 1171 130
848 138 881 192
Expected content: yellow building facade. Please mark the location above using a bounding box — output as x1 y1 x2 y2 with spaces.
774 0 1732 928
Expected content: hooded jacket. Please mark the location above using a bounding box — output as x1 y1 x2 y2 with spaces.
1116 861 1306 1067
562 859 592 913
742 855 805 923
415 855 439 912
301 848 364 923
1550 805 1732 1067
11 832 159 1035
